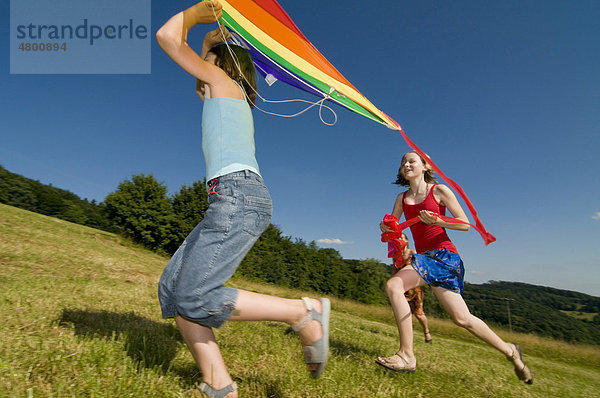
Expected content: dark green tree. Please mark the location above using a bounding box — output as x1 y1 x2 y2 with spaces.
103 174 179 254
0 165 111 230
171 179 209 242
0 166 37 211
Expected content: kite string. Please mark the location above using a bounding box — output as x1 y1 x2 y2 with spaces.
254 88 338 126
256 90 338 126
209 6 338 125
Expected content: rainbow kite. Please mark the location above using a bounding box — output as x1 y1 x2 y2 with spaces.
217 0 496 245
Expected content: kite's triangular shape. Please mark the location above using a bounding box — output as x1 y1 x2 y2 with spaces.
218 0 495 244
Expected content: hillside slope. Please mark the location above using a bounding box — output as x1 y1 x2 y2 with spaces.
1 203 599 397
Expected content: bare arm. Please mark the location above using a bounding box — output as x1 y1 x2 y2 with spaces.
421 184 470 231
380 193 405 232
156 1 227 88
402 248 416 263
195 26 232 100
391 193 404 220
195 79 205 100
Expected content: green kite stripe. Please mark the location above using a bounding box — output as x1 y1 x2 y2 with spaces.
221 12 388 126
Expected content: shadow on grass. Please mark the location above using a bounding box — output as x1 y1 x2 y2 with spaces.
235 375 286 397
329 338 384 358
58 308 182 372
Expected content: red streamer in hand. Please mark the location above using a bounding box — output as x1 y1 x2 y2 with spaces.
380 213 494 268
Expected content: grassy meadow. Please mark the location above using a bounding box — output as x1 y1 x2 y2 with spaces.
1 203 599 397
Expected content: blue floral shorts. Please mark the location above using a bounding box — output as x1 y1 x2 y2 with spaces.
411 248 465 294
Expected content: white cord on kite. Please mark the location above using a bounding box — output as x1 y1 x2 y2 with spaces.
252 88 338 126
210 7 338 126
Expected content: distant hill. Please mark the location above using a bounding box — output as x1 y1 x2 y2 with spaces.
462 281 600 345
419 280 600 345
1 165 598 346
0 164 112 231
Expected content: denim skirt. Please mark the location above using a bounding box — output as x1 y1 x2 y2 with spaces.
158 170 272 328
411 248 465 294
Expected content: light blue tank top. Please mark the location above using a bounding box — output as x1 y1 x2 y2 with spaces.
201 82 260 181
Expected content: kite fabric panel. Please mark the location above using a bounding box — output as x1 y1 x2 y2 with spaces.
217 0 496 245
218 0 395 128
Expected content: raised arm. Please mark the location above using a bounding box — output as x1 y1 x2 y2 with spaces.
195 27 232 100
156 1 226 86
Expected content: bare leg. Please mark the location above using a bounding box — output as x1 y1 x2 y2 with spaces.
380 268 427 361
414 313 431 341
432 287 526 369
175 316 237 396
175 290 324 397
229 290 323 349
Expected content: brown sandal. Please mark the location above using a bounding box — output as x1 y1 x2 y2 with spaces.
507 343 533 384
375 352 416 373
424 330 432 344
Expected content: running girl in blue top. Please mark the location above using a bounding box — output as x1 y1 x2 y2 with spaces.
156 2 330 396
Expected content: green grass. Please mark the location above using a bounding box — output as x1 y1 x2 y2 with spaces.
1 203 599 397
560 310 598 322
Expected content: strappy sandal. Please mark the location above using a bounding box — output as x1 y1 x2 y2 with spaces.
507 343 533 384
198 381 238 398
375 352 416 373
424 330 433 344
291 297 331 379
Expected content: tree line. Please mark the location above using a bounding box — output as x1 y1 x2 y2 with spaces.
0 165 111 231
461 281 600 345
2 165 599 344
0 165 391 305
414 281 600 345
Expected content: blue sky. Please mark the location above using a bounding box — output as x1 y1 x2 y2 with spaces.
2 1 599 296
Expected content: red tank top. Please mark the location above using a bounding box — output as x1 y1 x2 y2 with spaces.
402 185 457 254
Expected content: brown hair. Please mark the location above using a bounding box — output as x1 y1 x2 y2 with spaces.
393 150 437 186
208 44 257 108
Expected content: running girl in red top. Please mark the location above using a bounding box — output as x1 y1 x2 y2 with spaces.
375 151 532 385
